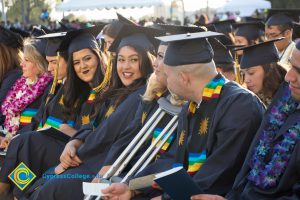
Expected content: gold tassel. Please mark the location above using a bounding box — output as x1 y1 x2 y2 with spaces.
234 52 241 85
93 52 112 93
45 52 60 104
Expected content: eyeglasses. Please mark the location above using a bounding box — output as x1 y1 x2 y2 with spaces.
265 30 286 40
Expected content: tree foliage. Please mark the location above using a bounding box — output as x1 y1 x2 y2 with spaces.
6 0 50 24
266 0 300 8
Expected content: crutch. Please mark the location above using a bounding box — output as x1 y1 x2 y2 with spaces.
83 109 166 200
84 97 181 200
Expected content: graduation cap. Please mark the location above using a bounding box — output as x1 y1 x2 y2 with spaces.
9 27 30 38
156 31 224 66
233 22 265 41
243 16 264 23
117 13 138 26
37 32 67 56
152 24 206 35
31 26 47 37
296 40 300 50
293 22 300 40
0 26 23 49
209 19 235 34
58 25 105 55
208 38 234 65
234 38 283 69
108 24 165 53
266 9 300 26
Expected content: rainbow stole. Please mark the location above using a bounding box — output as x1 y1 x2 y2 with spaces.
20 108 38 125
151 127 175 153
188 77 225 114
174 74 225 176
173 150 207 176
38 116 74 129
87 90 96 103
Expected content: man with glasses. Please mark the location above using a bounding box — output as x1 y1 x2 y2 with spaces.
265 9 300 67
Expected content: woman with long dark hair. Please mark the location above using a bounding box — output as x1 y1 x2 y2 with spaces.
24 24 161 200
0 26 110 199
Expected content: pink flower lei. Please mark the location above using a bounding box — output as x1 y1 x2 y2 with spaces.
1 73 53 138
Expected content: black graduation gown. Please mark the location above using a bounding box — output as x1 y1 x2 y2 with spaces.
0 88 94 198
103 93 177 179
134 81 265 198
25 86 146 200
0 68 22 125
227 82 300 200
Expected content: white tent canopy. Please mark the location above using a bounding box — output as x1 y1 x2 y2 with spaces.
57 0 164 12
217 0 271 17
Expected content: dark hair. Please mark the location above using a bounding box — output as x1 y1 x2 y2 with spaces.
267 24 293 32
261 62 287 98
93 44 153 115
216 63 234 72
63 48 104 117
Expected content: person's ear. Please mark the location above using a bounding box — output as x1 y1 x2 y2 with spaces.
179 71 191 87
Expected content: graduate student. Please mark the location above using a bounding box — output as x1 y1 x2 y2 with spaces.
22 24 160 200
0 27 23 126
265 9 300 66
0 26 109 198
237 39 287 107
0 36 52 147
191 38 300 200
101 31 265 199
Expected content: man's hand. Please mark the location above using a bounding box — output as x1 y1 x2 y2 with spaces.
59 139 83 169
191 194 226 200
101 183 132 200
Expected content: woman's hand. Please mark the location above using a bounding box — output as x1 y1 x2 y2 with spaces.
59 139 83 169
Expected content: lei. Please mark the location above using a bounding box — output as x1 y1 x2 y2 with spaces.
248 87 300 189
1 73 53 138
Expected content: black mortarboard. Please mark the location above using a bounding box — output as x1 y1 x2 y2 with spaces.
31 26 47 37
30 38 47 58
117 13 138 26
108 24 164 53
58 25 105 55
9 27 30 38
243 16 264 23
209 19 235 34
0 26 23 49
40 25 53 34
234 38 283 69
156 31 223 66
206 24 233 45
208 38 234 65
37 32 67 56
234 22 265 41
293 22 300 40
152 24 206 35
296 40 300 50
266 9 300 26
